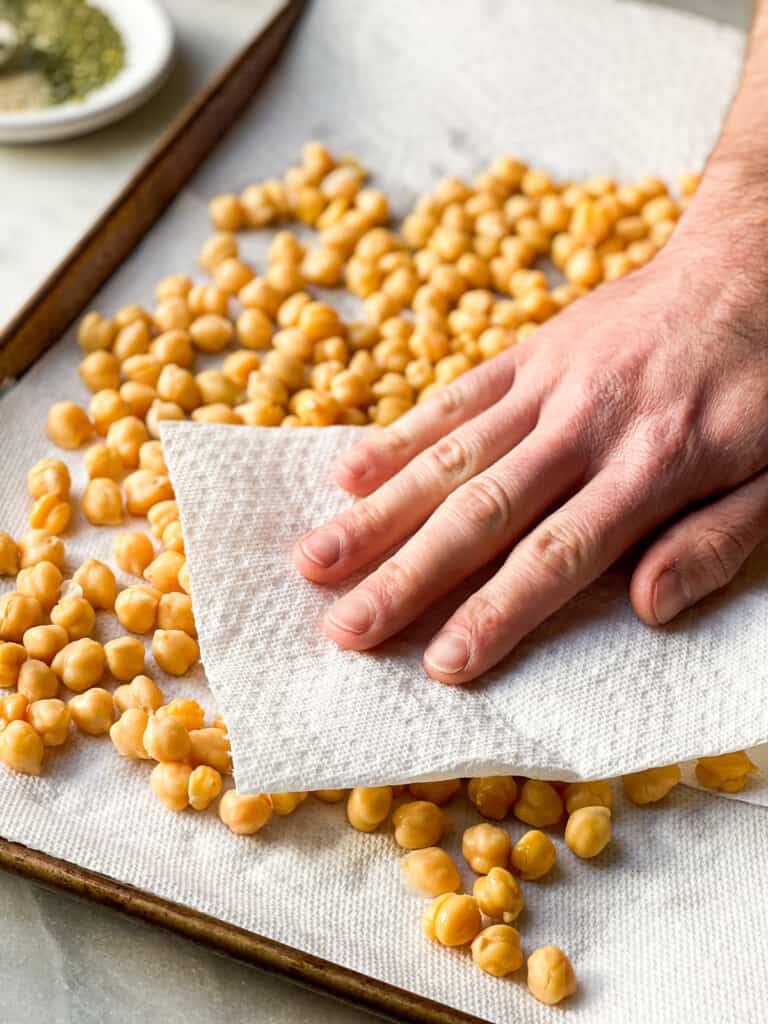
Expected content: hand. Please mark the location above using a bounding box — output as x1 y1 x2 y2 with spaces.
293 200 768 684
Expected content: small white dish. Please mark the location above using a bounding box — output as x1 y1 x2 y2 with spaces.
0 0 174 144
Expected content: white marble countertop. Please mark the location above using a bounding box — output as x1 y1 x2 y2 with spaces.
0 1 752 1022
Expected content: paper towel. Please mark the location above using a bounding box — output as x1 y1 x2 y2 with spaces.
3 2 767 1022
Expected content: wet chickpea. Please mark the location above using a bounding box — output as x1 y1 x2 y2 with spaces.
467 777 517 821
151 761 193 811
510 830 556 880
156 697 205 733
219 790 272 834
104 636 146 682
401 847 461 898
265 261 304 295
188 766 223 810
239 277 283 318
47 401 92 449
152 629 199 675
330 370 371 408
298 302 341 343
69 687 114 735
695 751 757 793
161 519 184 554
513 780 563 828
236 399 284 427
247 372 289 406
79 349 121 392
150 330 193 369
115 586 160 634
471 924 524 977
291 389 339 426
72 559 116 610
422 893 482 947
123 470 173 516
564 780 613 814
527 946 577 1005
22 624 68 664
565 805 612 859
17 659 59 702
120 381 157 419
84 443 123 481
392 801 446 849
473 866 524 924
82 478 124 525
0 642 27 688
178 563 191 595
78 310 116 352
15 562 65 614
0 533 18 577
113 674 164 714
0 592 44 643
147 500 178 539
0 719 45 774
51 638 105 692
346 786 393 832
462 823 511 875
407 780 460 805
110 707 150 759
195 370 240 407
623 764 681 804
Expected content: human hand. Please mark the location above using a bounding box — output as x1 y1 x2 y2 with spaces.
293 187 768 683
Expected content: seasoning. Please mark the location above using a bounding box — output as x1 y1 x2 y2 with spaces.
0 0 124 112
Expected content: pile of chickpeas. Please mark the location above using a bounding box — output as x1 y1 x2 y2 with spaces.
0 141 759 1007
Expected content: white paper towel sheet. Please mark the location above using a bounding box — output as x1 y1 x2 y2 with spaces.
3 2 768 1021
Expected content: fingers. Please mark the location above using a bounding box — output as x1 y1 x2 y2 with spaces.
321 428 587 650
293 393 540 584
630 468 768 625
423 465 666 684
332 349 519 496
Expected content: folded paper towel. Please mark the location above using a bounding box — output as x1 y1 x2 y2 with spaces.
163 422 768 795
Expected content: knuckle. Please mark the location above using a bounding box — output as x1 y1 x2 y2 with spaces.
342 498 388 544
367 558 419 613
451 474 513 531
432 383 463 418
374 422 412 457
461 594 507 649
423 434 474 480
527 518 591 584
695 526 750 590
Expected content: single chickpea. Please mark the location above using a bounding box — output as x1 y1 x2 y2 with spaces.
51 638 105 692
26 697 71 747
151 761 193 811
150 330 193 370
154 595 194 640
219 790 272 834
104 636 145 682
47 401 92 449
145 399 185 439
16 561 62 611
277 291 312 330
123 470 174 516
112 320 151 362
198 232 238 271
78 310 116 352
195 370 240 407
346 786 393 832
400 847 461 898
0 692 27 727
112 531 154 577
467 777 517 820
312 788 346 803
695 751 757 793
50 595 95 641
105 415 149 468
313 336 348 364
269 792 308 815
110 707 150 759
408 780 461 805
156 697 205 732
462 823 511 874
188 765 223 810
143 550 184 594
471 924 523 977
513 780 563 827
298 302 342 343
551 282 588 307
188 314 234 354
78 349 121 392
147 500 179 538
191 403 242 425
68 687 114 735
291 389 339 427
0 592 44 643
115 586 160 634
137 442 167 477
0 719 45 774
188 283 229 318
564 247 603 287
422 893 482 947
356 187 389 223
120 381 157 419
151 629 199 675
564 780 613 814
510 830 556 880
214 257 255 295
329 370 371 408
113 673 164 714
178 561 191 595
155 364 201 412
371 396 412 426
155 274 192 302
265 261 304 296
17 659 59 702
527 946 577 1005
27 458 71 501
22 624 68 664
81 478 123 526
236 400 285 426
392 801 447 849
114 304 151 329
622 764 681 804
247 372 289 405
209 193 243 231
262 350 306 392
473 866 524 923
0 533 19 577
565 805 612 859
143 712 191 761
28 492 71 536
239 277 283 318
72 559 116 610
0 642 26 688
84 443 124 481
161 520 184 554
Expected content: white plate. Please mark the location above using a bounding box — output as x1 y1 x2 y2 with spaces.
0 0 174 143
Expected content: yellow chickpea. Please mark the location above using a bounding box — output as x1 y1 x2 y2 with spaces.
291 389 340 427
115 586 160 634
113 319 151 361
564 805 612 859
78 349 121 392
198 231 238 271
22 624 68 664
111 532 154 577
239 277 283 318
151 629 199 675
27 458 71 501
269 792 308 815
0 533 18 577
695 751 757 793
72 558 116 610
123 470 174 517
0 592 44 643
467 777 517 821
261 350 306 392
392 801 447 849
513 780 563 827
109 707 150 759
462 823 511 874
219 790 272 834
113 673 164 714
527 946 577 1006
471 924 524 977
191 403 242 425
17 659 59 702
208 193 243 231
407 780 461 805
473 866 524 923
564 246 603 287
563 780 613 814
147 500 179 539
16 560 62 610
156 593 196 637
400 848 461 898
422 893 482 947
0 642 27 688
103 636 145 682
154 698 203 734
138 441 168 476
178 561 191 595
151 761 193 811
0 719 45 775
143 712 191 763
81 478 123 526
155 274 192 301
50 595 95 640
120 381 157 419
68 687 114 735
84 443 124 480
27 697 70 746
189 314 234 354
235 399 284 426
78 310 116 352
145 399 185 439
150 329 194 369
142 550 184 594
114 303 151 330
510 830 556 880
0 692 27 727
51 638 105 692
346 786 393 832
297 301 341 343
114 354 159 388
188 765 223 810
187 728 231 773
312 788 346 803
155 364 201 412
622 764 681 804
47 401 92 449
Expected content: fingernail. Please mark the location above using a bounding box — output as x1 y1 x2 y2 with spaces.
327 593 375 634
299 529 341 568
338 450 368 479
424 631 470 674
652 569 691 624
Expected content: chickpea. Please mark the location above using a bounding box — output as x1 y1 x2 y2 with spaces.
510 830 556 880
277 292 312 330
160 519 184 555
198 232 238 271
151 629 199 675
422 893 482 947
392 801 446 849
346 786 393 832
471 924 524 977
154 364 200 412
114 304 151 330
291 389 339 427
298 301 341 343
105 416 149 468
0 534 18 579
102 636 145 682
695 751 757 793
564 246 603 287
155 274 192 302
51 638 105 692
178 562 191 595
527 946 577 1005
27 698 71 750
113 673 164 714
50 595 95 641
191 403 242 425
145 399 185 439
195 370 240 408
467 776 517 821
27 493 70 536
84 443 124 480
22 624 68 664
189 314 234 354
564 805 612 859
155 593 195 637
233 399 282 427
407 780 461 805
148 500 179 539
115 586 160 634
462 823 511 874
0 642 26 688
473 866 524 923
219 790 272 835
150 330 193 370
77 351 119 395
27 458 71 502
16 561 62 611
262 350 306 392
47 401 92 449
269 792 308 815
17 659 59 702
0 592 44 643
78 310 116 352
120 381 157 419
142 712 190 763
401 847 461 898
151 761 193 811
513 780 563 827
110 707 150 759
141 550 183 594
112 320 151 362
81 478 123 526
0 692 27 727
72 559 116 610
68 687 114 736
188 765 223 810
622 764 680 804
564 780 613 814
123 470 174 516
207 193 243 231
188 283 229 318
239 278 283 318
0 719 45 775
214 257 255 295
